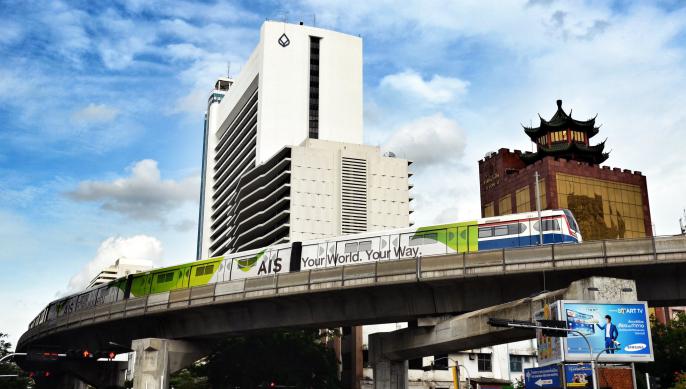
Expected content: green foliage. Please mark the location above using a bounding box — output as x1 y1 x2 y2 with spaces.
169 361 209 389
673 372 686 389
512 376 526 389
0 332 34 389
170 329 341 389
638 312 686 389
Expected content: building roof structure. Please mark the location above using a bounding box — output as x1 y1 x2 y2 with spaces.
521 99 609 165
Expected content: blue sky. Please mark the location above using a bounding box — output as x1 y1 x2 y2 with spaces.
2 0 686 345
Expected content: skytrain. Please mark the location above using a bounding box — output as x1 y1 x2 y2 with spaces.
28 209 581 329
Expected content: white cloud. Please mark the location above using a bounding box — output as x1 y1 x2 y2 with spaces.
66 234 163 292
67 159 200 221
380 70 469 104
71 103 120 124
383 113 467 165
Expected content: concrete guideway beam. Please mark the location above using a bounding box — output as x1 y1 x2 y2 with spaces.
130 338 209 389
369 277 638 389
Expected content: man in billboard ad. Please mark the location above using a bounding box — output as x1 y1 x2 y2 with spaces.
562 301 653 363
596 315 619 353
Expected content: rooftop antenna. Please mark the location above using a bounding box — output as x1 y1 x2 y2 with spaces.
313 13 316 26
226 61 231 78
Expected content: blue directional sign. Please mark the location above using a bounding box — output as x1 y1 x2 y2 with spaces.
524 365 562 389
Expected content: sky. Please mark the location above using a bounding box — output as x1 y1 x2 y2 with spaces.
1 0 686 346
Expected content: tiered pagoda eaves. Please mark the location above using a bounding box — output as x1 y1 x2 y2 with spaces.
521 99 609 165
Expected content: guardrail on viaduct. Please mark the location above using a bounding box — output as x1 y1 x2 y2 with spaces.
19 235 686 347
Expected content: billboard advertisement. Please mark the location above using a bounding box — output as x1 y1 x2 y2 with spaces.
536 301 564 366
561 301 654 363
563 364 593 389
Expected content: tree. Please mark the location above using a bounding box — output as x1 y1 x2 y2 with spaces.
169 361 209 389
0 332 34 389
638 312 686 389
170 329 341 389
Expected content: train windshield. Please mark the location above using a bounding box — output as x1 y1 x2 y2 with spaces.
563 209 579 233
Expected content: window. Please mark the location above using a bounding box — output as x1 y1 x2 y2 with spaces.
410 233 438 246
433 354 449 370
516 186 531 213
508 223 526 235
344 242 358 253
478 227 493 238
498 194 512 215
308 36 321 138
483 202 494 217
358 241 372 252
510 355 524 372
478 353 492 372
534 219 560 232
195 264 214 276
157 272 174 283
494 225 509 236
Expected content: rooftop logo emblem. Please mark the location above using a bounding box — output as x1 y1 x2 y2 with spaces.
278 33 290 47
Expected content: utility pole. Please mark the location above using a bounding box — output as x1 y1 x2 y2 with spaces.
535 172 544 245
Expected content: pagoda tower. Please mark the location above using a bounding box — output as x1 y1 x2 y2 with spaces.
521 99 609 165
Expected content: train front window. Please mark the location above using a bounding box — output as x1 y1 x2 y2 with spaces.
563 209 579 233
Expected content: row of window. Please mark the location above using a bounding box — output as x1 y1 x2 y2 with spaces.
195 264 215 276
540 131 587 145
308 36 321 139
478 219 559 238
476 354 528 372
157 272 174 284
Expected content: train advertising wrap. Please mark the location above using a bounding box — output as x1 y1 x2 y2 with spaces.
562 301 654 363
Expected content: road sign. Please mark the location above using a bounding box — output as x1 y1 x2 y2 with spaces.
524 365 562 389
564 364 593 388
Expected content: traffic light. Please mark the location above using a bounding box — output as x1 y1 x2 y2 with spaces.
538 319 569 337
95 351 118 360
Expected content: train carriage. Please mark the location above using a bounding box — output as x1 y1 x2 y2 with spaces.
28 209 582 328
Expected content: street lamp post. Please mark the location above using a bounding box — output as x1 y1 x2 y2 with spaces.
432 356 471 389
0 353 27 363
593 347 620 389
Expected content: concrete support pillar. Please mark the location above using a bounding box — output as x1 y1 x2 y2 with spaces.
369 333 408 389
372 359 408 389
130 338 207 389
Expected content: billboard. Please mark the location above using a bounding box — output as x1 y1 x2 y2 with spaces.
536 302 564 366
561 301 654 363
563 364 593 389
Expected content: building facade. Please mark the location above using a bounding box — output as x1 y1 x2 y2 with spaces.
479 100 652 240
196 21 413 389
198 21 365 259
215 138 412 254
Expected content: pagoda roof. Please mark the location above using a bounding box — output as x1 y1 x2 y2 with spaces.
523 100 600 139
521 139 609 165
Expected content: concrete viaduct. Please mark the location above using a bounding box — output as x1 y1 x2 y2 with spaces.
16 235 686 388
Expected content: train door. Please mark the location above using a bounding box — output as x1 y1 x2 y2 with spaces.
468 225 479 252
519 220 533 246
457 226 469 253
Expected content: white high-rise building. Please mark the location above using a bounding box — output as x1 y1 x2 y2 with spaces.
87 257 153 289
198 21 383 259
